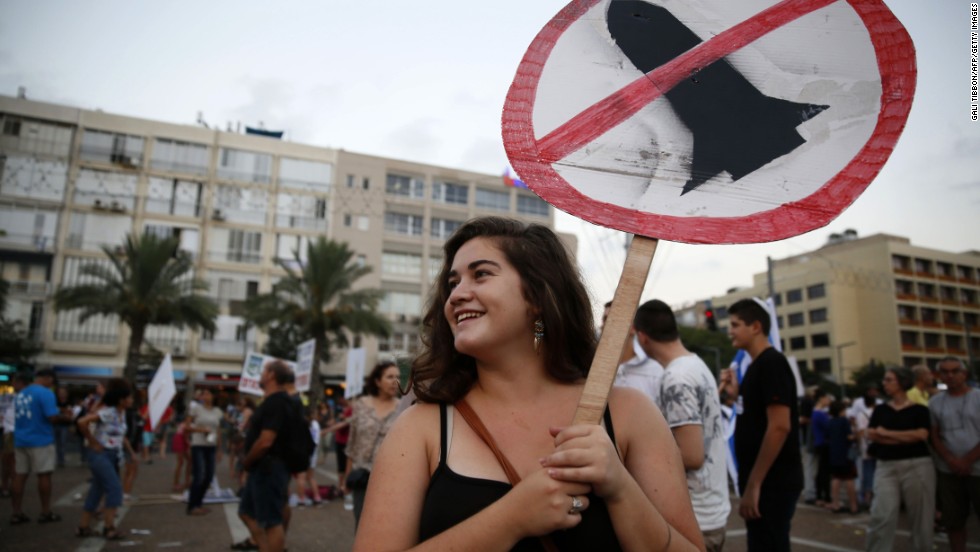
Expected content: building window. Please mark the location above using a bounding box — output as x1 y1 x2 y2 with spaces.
772 293 782 306
914 258 933 275
476 188 509 211
714 306 728 319
346 175 355 188
956 265 975 280
897 305 917 321
279 157 332 192
226 230 262 264
776 315 783 329
150 139 209 176
2 119 22 136
380 291 422 320
811 333 830 347
923 333 941 349
813 358 832 373
809 308 828 323
356 216 369 231
431 217 463 240
790 336 806 350
517 194 549 216
216 148 272 184
961 289 978 304
386 174 425 199
917 282 936 299
382 252 422 278
384 212 423 236
363 177 370 190
807 283 826 299
786 289 803 303
343 214 352 227
146 177 202 217
432 181 469 205
787 312 804 327
79 129 144 167
900 331 918 347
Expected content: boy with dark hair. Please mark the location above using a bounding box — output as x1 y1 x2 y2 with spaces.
634 300 730 551
721 298 803 552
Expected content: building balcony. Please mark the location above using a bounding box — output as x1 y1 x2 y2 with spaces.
896 293 917 301
893 267 914 276
207 251 263 265
901 344 922 352
6 280 51 297
921 321 942 328
198 339 254 357
926 347 945 353
958 277 978 285
898 318 919 326
944 323 964 331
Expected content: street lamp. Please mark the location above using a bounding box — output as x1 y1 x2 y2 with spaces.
836 341 857 399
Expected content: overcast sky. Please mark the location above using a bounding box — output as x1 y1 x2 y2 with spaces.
1 0 977 312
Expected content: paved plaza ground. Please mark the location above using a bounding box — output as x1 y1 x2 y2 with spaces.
1 444 977 551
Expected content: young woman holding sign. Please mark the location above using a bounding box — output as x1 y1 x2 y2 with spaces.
354 217 702 551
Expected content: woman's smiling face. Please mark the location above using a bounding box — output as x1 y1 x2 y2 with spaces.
444 237 535 359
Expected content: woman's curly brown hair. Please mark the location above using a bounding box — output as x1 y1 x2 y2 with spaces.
411 217 597 403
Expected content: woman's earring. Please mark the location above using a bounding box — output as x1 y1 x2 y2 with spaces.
533 319 544 353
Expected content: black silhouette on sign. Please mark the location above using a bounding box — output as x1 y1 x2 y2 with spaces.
607 1 829 195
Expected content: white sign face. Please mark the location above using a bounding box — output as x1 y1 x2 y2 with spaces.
294 338 316 393
238 352 267 397
148 354 176 430
503 0 915 244
345 348 366 399
239 352 297 396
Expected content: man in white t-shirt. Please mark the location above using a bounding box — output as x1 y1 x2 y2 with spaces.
633 299 730 552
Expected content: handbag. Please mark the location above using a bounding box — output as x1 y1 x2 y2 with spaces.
346 408 386 490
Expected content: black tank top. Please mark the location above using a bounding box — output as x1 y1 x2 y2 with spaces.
418 403 623 551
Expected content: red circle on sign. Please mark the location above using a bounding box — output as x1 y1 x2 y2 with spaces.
502 0 916 244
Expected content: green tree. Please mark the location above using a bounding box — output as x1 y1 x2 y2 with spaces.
245 237 390 411
0 278 42 367
678 326 736 379
54 233 218 385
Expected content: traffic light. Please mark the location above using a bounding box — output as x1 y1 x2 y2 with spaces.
705 308 718 331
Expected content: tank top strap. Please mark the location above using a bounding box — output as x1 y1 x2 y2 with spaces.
603 406 617 447
438 403 455 464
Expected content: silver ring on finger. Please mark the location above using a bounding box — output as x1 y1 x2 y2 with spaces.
568 495 584 515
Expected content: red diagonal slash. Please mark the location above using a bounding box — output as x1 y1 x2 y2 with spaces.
534 0 839 163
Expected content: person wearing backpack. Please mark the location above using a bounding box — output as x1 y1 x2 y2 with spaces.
232 361 296 552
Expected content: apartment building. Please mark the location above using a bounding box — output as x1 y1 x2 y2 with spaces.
707 233 980 383
0 95 567 387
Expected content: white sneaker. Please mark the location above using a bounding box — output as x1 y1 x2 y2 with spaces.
343 494 353 511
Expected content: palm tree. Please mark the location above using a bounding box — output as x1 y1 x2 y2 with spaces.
0 277 42 367
245 236 390 411
54 232 218 385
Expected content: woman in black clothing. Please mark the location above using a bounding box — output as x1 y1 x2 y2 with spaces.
865 366 934 552
353 217 702 551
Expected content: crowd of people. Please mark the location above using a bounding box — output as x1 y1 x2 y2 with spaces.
1 216 978 552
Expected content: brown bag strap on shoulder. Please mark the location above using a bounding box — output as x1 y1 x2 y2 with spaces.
454 400 560 552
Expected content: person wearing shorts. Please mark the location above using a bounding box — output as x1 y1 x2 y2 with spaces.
232 361 294 552
11 369 70 525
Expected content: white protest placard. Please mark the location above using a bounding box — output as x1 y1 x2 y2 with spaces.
295 338 316 393
345 348 366 399
148 354 176 430
238 352 266 397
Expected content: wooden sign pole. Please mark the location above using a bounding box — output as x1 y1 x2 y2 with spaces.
572 235 658 425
